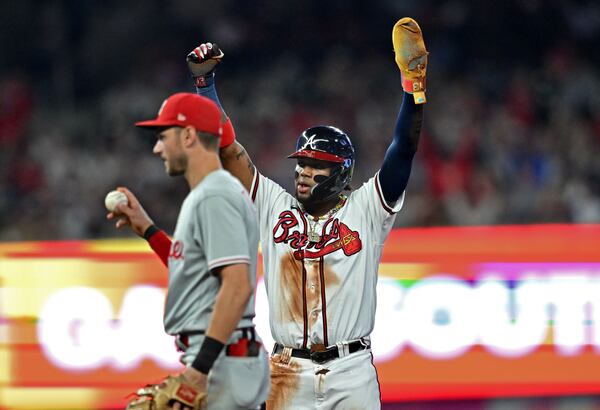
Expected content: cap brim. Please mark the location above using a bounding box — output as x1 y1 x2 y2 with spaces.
134 119 181 129
287 150 345 163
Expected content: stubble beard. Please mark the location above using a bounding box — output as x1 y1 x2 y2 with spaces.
166 155 187 177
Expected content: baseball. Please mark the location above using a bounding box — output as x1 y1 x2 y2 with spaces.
105 190 128 212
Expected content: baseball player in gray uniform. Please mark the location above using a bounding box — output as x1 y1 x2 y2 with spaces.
177 18 428 409
107 92 270 410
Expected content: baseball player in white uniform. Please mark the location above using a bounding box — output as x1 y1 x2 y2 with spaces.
144 17 427 409
107 93 270 410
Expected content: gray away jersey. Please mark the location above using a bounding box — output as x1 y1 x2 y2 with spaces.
163 170 259 335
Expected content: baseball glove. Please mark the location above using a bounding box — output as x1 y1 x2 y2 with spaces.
186 42 224 87
126 374 206 410
392 17 428 104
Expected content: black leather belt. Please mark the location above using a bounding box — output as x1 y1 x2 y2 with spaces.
272 340 369 364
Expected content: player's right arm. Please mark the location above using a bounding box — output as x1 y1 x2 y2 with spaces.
187 42 256 192
106 187 171 267
218 141 256 192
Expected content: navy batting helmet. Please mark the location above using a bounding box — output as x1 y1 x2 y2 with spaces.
287 125 355 203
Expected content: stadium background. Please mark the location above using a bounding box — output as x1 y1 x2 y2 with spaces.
1 0 600 409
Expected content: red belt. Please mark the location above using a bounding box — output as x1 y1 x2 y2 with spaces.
176 327 261 357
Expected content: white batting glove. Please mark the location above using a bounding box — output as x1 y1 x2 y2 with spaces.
186 42 224 87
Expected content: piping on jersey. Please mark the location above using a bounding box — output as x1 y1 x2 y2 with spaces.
318 256 329 347
301 262 308 349
296 208 310 349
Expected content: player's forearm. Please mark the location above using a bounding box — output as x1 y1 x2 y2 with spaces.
379 92 424 203
204 264 252 343
144 225 171 267
190 264 252 374
219 141 256 192
194 73 225 111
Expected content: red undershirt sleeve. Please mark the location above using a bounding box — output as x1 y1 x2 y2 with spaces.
144 226 171 267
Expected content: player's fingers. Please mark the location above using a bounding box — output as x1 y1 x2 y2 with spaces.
114 202 131 216
117 187 140 207
200 43 208 56
210 44 224 59
187 49 199 63
115 218 130 229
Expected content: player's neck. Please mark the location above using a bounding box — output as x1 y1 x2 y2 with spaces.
303 196 342 218
185 153 222 189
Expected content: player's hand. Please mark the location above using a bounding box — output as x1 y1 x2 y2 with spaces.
392 17 428 104
186 42 224 82
125 373 206 410
106 187 153 237
170 369 207 410
181 367 208 389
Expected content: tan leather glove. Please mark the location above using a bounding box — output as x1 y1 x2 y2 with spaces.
126 374 207 410
392 17 429 104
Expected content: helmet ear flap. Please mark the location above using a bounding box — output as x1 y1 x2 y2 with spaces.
309 162 353 203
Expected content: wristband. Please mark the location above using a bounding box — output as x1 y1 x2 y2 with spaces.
143 224 160 240
191 336 225 374
193 72 215 88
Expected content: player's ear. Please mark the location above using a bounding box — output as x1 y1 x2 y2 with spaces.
182 125 198 148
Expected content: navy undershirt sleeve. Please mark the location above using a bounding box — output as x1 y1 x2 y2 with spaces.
378 92 424 205
194 73 224 111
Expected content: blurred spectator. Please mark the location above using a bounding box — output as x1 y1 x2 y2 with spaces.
1 0 599 241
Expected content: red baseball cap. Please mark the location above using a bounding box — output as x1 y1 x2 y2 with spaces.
135 92 223 137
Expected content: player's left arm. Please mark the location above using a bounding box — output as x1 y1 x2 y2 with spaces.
182 194 254 387
378 17 428 206
182 262 252 389
378 93 424 204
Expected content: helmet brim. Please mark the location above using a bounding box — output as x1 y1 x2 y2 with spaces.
287 150 345 163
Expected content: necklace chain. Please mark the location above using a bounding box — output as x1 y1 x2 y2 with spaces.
305 195 347 243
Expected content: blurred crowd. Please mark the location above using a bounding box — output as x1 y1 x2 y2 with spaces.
1 0 599 240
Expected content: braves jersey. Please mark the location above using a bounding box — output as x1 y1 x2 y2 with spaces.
163 170 259 335
250 171 404 348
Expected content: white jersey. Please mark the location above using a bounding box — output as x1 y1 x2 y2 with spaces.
250 171 404 348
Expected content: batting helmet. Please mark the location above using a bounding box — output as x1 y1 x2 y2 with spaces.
287 125 355 203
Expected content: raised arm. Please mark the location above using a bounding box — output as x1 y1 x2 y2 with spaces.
186 43 256 192
378 17 428 205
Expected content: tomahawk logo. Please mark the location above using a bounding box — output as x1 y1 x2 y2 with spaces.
300 134 329 151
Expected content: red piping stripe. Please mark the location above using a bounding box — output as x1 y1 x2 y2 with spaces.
301 263 308 349
296 207 310 349
251 173 259 202
374 173 394 215
319 256 329 347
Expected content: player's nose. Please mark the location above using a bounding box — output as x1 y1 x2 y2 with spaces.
152 140 163 155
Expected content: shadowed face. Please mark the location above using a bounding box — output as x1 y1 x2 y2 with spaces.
153 127 187 176
294 158 334 204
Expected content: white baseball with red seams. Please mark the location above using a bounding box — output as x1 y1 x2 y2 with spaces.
104 190 128 212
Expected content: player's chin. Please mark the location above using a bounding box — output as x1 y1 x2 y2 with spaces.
167 166 184 177
296 192 316 206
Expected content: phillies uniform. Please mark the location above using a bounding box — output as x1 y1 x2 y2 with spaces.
166 170 270 409
252 170 404 409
